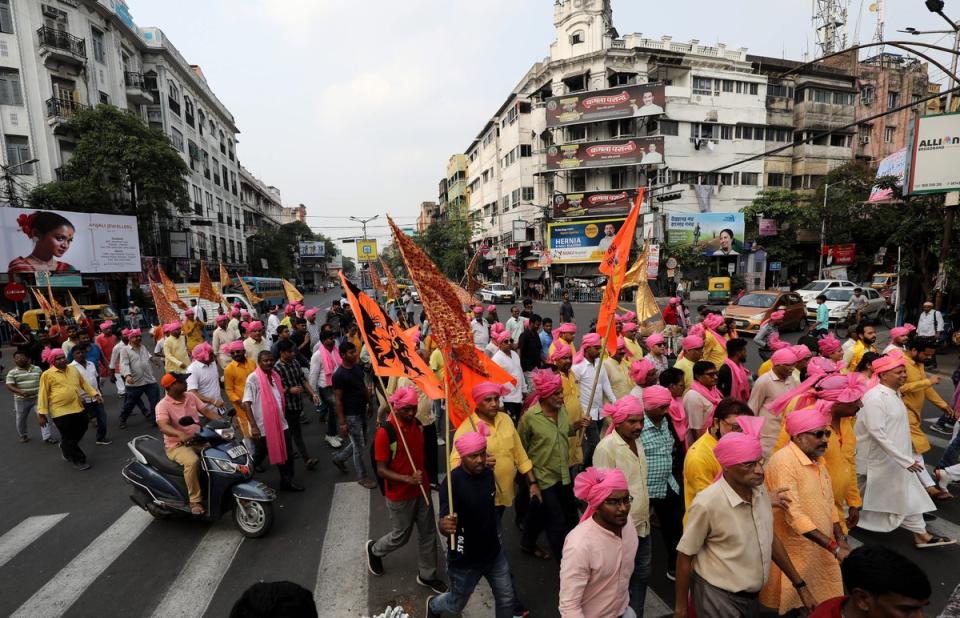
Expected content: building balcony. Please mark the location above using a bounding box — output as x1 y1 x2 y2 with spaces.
37 27 86 66
124 72 154 105
46 97 87 129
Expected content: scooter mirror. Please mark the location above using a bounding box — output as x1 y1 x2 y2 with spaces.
178 416 196 427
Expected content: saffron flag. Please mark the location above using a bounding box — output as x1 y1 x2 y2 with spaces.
450 281 480 307
339 272 443 399
150 281 180 326
282 278 304 303
67 291 83 320
379 257 401 301
32 288 52 317
219 262 232 291
46 280 64 317
597 188 645 354
0 309 20 329
462 248 483 296
444 347 517 430
198 261 224 304
368 260 386 295
237 274 263 304
158 266 188 310
388 215 482 374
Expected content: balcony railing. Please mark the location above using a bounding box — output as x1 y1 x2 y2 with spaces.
46 97 87 120
37 26 86 59
124 71 145 89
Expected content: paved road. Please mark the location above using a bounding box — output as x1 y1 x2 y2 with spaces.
1 291 959 616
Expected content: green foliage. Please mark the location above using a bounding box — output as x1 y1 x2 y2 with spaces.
247 221 338 279
741 189 818 269
413 205 473 280
341 256 356 276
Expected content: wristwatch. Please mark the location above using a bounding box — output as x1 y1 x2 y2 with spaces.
793 580 807 589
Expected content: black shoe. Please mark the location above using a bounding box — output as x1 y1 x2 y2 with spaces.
366 540 384 576
73 462 91 471
416 575 447 594
280 482 305 492
930 423 954 436
118 420 127 429
425 595 440 618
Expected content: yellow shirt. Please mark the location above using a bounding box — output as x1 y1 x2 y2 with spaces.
673 357 695 391
224 359 257 435
902 356 950 454
682 432 720 522
182 318 205 352
757 358 772 377
604 357 632 400
624 338 644 362
37 365 97 418
702 331 727 370
163 335 190 372
560 370 586 466
845 340 876 373
450 412 533 507
428 348 445 381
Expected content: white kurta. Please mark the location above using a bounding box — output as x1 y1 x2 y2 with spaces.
492 350 524 402
854 384 935 532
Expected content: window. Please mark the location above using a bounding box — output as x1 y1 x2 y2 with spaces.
860 85 875 105
192 185 203 215
887 91 900 109
609 118 634 138
563 73 587 93
719 172 734 186
830 134 850 147
691 123 715 139
5 135 32 174
570 31 584 45
202 149 210 179
197 110 205 136
832 91 853 105
167 80 180 116
569 172 586 192
735 126 750 140
503 106 519 126
219 130 226 155
188 140 199 171
884 126 895 143
748 83 759 95
521 186 535 201
91 27 105 63
608 72 636 87
228 139 234 161
722 80 734 93
511 188 520 207
212 157 220 185
656 120 679 136
720 125 733 140
520 144 532 157
610 168 628 188
767 83 793 98
0 0 14 34
170 127 184 152
0 68 23 106
183 97 194 127
739 172 759 186
98 91 109 105
205 191 213 217
567 124 586 141
224 165 230 188
767 173 785 187
692 76 714 95
211 235 218 259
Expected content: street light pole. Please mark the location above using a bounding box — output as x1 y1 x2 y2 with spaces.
349 215 379 293
819 183 829 280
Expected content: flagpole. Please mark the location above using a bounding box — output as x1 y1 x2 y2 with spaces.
442 365 456 545
581 310 617 441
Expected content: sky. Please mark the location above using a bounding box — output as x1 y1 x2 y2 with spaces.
131 1 955 257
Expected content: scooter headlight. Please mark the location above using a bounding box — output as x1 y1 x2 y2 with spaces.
215 426 235 440
211 458 239 473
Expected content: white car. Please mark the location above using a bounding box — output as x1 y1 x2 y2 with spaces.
805 287 887 325
795 279 858 304
479 283 516 304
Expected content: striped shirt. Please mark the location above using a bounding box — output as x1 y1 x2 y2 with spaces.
6 365 42 400
641 414 680 499
275 358 306 413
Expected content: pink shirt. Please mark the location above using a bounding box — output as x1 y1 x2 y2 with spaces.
155 392 203 449
559 515 637 618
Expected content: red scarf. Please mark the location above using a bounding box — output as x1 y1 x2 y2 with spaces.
723 358 751 401
254 366 287 464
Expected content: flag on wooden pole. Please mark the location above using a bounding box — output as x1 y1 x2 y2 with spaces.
282 278 304 303
339 272 442 399
67 291 83 319
219 262 232 291
596 188 645 354
198 261 224 304
150 281 180 325
237 275 263 304
379 257 402 301
461 248 483 296
32 288 52 317
158 266 188 310
46 280 64 317
368 260 387 295
444 347 517 429
0 309 20 329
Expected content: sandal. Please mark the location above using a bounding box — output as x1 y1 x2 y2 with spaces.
927 486 954 501
306 457 319 470
934 468 951 492
520 545 551 561
916 535 956 549
190 503 206 515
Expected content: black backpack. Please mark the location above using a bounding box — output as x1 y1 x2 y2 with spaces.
370 418 422 495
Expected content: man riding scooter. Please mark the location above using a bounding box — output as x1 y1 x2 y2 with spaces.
155 372 223 515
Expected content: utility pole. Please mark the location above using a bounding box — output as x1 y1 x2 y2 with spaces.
819 183 830 280
1 158 39 207
349 215 379 293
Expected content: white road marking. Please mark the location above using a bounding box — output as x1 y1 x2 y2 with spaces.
0 513 69 569
149 521 244 618
11 506 153 618
314 482 370 615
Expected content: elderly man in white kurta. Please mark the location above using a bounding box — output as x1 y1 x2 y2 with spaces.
854 353 955 549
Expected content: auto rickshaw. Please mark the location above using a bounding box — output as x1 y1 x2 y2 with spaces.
707 276 732 303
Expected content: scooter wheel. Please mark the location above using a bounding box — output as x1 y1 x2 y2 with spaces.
234 499 274 538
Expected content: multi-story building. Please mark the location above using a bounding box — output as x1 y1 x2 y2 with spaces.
416 201 437 233
280 203 305 225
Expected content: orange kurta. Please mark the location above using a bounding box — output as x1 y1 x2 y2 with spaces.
760 442 842 613
224 359 257 436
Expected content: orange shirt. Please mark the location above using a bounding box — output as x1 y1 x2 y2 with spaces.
224 359 257 436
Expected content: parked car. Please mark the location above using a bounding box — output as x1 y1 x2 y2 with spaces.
795 279 858 303
805 287 887 326
479 283 516 304
723 290 807 334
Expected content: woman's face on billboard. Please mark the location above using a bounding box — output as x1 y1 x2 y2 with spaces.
35 225 74 258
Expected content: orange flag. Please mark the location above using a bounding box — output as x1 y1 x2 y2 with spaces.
462 248 483 296
237 274 263 304
32 288 52 316
379 257 401 301
158 266 188 310
46 280 64 317
198 261 224 304
597 188 645 354
0 309 20 329
219 262 232 291
282 278 304 303
150 281 180 325
368 260 386 295
444 347 517 429
340 272 443 399
67 290 83 319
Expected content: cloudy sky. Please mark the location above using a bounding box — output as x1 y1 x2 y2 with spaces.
131 0 954 256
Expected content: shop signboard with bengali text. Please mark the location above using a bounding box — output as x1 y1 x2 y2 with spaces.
546 137 664 172
547 217 628 264
298 241 326 258
552 189 637 218
546 83 666 127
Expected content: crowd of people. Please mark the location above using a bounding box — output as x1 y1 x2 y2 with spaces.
6 286 959 617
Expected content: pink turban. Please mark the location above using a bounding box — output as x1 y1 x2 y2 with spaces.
127 328 141 337
904 323 916 333
889 326 910 338
669 297 680 305
769 310 785 322
471 382 509 403
42 348 65 363
771 348 798 366
818 334 842 355
284 305 295 315
240 310 251 318
872 353 907 374
790 345 812 361
769 356 846 416
620 311 637 323
191 342 214 362
487 305 496 312
99 321 114 332
230 309 241 318
455 425 489 457
817 373 868 403
388 386 419 409
573 467 630 522
472 306 484 315
184 308 194 316
714 416 766 469
233 302 242 309
224 340 246 354
556 322 577 334
703 313 724 330
120 328 131 338
215 314 229 325
807 356 844 379
682 335 704 351
162 321 182 334
531 368 562 399
247 321 264 331
642 385 673 411
581 333 601 348
615 337 627 352
493 330 512 345
490 322 506 337
785 405 831 437
629 358 655 384
549 340 572 363
305 308 318 319
621 321 638 334
602 395 644 434
646 333 665 347
768 332 790 351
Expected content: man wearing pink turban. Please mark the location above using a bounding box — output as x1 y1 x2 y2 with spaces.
761 404 844 614
243 320 269 363
549 322 577 359
883 324 913 354
162 321 190 373
559 467 637 618
620 321 643 359
676 414 815 617
548 341 589 469
749 347 800 457
572 332 616 465
856 352 953 549
817 333 844 361
700 313 728 369
593 395 652 614
644 332 669 378
683 360 723 444
717 338 751 402
627 358 658 407
213 313 238 370
754 309 785 361
37 345 100 470
603 337 633 400
186 342 225 416
491 330 524 423
368 385 443 590
673 334 704 391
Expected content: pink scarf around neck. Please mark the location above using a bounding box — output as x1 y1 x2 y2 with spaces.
255 366 287 465
320 344 342 380
690 380 723 431
668 397 689 449
723 358 751 401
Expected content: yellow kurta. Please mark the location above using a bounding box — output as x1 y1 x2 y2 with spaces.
560 370 586 466
757 358 772 377
449 412 533 507
182 318 205 352
37 365 97 418
604 357 632 400
682 431 719 524
845 340 876 373
702 330 727 370
163 335 190 372
673 356 694 391
902 356 951 455
760 442 842 614
623 337 644 362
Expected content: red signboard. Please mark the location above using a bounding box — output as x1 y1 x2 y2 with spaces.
3 282 26 302
822 244 856 265
546 83 666 127
552 190 637 218
546 137 664 172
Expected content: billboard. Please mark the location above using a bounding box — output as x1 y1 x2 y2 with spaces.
905 112 960 195
869 148 906 202
546 83 666 127
666 212 745 256
356 239 378 260
0 207 142 274
546 137 664 172
547 217 628 264
299 241 326 258
552 189 637 218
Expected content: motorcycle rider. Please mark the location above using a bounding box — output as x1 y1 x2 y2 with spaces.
155 372 223 515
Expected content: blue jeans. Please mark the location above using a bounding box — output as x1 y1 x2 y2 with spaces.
121 383 162 423
333 415 369 479
629 533 653 616
938 430 960 469
84 401 107 441
428 550 514 618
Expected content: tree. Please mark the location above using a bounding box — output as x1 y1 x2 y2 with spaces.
247 221 340 280
413 204 474 280
741 189 819 271
341 256 356 276
28 105 191 254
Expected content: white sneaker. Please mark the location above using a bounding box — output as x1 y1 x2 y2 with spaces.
325 435 343 448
